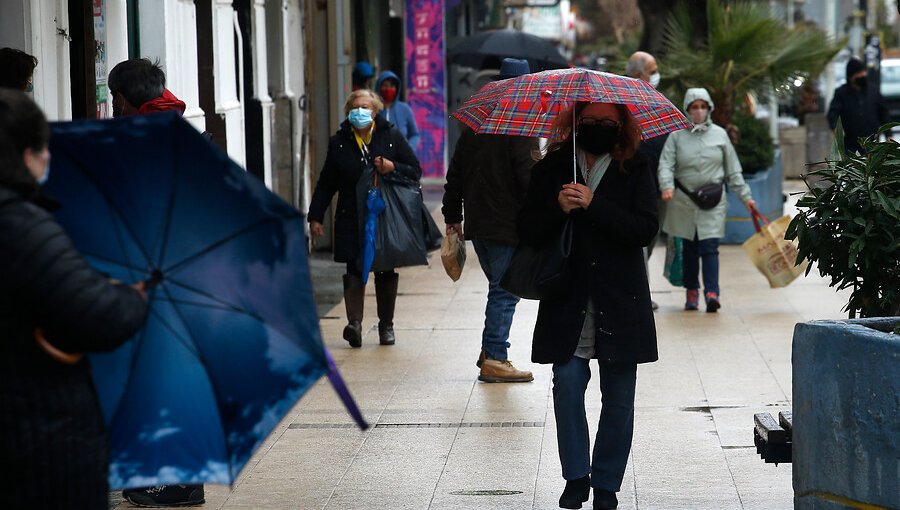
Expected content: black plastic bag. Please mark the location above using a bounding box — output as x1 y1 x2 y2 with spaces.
356 169 430 272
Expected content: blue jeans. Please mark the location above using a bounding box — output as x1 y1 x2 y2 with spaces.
682 235 720 295
472 239 520 361
552 357 637 491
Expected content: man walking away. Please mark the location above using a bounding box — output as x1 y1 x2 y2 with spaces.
108 58 204 508
442 58 538 383
626 50 665 311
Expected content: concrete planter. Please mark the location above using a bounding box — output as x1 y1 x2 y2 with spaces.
792 318 900 510
721 148 783 244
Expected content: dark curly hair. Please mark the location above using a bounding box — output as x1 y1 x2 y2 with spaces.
0 89 49 193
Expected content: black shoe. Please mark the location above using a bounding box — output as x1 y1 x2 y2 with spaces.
593 488 618 510
122 484 205 507
378 322 395 345
343 320 362 348
559 475 590 509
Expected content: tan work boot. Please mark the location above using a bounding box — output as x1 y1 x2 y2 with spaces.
478 359 534 383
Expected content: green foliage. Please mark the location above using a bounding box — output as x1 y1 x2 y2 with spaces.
661 1 844 126
732 109 774 174
785 122 900 318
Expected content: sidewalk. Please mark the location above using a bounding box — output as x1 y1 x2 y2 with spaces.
113 183 847 509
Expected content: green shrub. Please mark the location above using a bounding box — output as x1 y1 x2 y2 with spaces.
786 122 900 318
732 109 774 175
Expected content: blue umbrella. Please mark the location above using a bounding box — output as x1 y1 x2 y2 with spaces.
360 175 386 285
45 112 367 490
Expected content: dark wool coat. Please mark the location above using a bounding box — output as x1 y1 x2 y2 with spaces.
0 185 148 509
308 116 422 264
441 126 540 245
518 145 659 365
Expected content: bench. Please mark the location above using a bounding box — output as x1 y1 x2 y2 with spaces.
753 411 792 464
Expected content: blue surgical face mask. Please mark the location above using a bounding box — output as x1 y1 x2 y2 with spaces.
649 72 661 89
348 107 374 129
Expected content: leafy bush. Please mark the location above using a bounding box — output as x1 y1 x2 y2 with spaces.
785 123 900 318
732 109 773 175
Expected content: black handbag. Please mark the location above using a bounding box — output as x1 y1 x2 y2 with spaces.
500 218 574 300
674 179 723 210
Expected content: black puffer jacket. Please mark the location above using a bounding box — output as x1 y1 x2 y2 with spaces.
308 116 421 263
0 185 148 509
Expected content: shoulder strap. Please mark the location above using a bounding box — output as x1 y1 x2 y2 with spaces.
673 179 692 196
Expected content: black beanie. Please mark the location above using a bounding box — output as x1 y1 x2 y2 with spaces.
846 58 866 78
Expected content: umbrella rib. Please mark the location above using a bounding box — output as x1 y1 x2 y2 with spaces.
81 250 147 274
159 278 263 322
106 302 200 431
155 126 183 270
162 216 290 276
57 146 155 268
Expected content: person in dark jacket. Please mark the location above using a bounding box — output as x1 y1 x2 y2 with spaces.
108 58 204 508
308 89 422 347
827 57 889 154
516 101 658 510
626 50 666 311
0 89 148 509
375 70 420 151
442 58 539 383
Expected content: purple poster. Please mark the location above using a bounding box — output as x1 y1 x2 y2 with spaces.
406 0 446 178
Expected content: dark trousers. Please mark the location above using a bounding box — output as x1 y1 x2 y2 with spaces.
552 357 637 492
682 234 720 294
345 264 396 280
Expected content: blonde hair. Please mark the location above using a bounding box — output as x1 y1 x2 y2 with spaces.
343 89 384 116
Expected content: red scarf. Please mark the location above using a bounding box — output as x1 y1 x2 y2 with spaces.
138 89 186 115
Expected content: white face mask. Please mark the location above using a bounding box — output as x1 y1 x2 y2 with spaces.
648 72 661 89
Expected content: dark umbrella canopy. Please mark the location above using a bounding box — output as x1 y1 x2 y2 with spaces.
45 112 366 489
448 29 569 71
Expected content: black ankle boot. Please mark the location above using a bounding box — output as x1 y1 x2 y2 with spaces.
559 475 590 509
374 272 398 346
342 274 365 348
378 322 395 345
593 488 618 509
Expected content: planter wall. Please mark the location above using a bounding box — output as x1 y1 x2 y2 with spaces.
792 318 900 510
722 148 783 244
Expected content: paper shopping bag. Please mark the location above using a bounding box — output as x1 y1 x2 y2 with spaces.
742 209 808 288
440 231 466 281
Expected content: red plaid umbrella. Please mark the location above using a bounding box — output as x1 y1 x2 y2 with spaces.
452 68 691 139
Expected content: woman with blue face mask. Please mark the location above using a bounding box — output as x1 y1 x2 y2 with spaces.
308 89 422 348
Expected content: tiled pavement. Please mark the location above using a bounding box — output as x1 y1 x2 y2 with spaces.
112 182 847 509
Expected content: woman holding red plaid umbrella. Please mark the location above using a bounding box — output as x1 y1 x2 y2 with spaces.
516 101 658 510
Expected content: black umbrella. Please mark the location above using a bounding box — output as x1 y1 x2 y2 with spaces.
448 29 569 72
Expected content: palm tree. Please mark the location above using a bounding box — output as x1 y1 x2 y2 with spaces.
661 1 844 127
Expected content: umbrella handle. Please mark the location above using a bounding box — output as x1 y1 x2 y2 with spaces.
34 328 83 365
372 172 379 188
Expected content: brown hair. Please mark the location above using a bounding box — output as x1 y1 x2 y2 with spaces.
546 102 641 166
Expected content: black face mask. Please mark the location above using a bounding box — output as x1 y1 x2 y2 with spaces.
576 123 620 155
854 76 868 90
